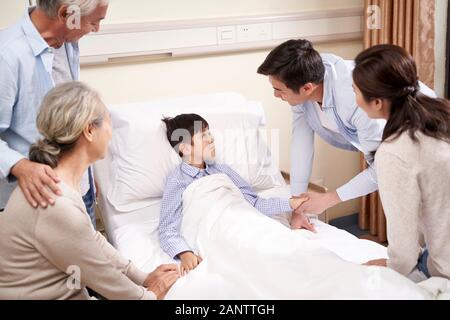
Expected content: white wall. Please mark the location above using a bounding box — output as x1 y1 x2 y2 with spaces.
80 40 364 220
104 0 363 23
435 0 448 98
0 0 364 220
0 0 29 29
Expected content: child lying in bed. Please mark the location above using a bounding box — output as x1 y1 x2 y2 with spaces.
159 113 313 275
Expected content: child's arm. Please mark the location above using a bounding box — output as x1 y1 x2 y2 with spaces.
218 164 294 216
158 177 193 259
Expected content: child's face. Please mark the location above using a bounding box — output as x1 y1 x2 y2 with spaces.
190 127 216 165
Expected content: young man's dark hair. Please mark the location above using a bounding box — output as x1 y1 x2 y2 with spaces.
162 113 209 157
257 39 325 93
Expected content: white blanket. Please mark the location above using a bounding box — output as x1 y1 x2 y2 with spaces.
163 174 444 299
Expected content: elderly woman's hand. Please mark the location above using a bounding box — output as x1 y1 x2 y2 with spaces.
144 264 180 300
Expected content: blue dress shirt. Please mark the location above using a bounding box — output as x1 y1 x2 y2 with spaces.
290 54 435 201
0 8 79 207
291 54 384 201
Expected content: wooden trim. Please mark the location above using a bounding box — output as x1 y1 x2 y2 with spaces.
280 171 328 193
280 170 329 223
307 181 329 194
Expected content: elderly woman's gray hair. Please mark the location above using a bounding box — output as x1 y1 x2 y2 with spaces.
29 81 106 168
36 0 109 17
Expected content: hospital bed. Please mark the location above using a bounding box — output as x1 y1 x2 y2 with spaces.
94 92 449 299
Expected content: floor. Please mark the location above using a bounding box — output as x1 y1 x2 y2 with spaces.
358 233 388 246
329 213 388 246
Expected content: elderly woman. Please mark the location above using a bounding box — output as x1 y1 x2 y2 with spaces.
352 45 450 281
0 82 179 299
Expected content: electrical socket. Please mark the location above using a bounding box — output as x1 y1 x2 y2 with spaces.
237 23 272 42
217 26 236 44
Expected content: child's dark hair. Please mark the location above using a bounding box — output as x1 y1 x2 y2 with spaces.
257 39 325 93
162 113 209 157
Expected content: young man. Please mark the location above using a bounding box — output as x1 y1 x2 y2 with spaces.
159 114 312 275
0 0 108 225
257 39 386 222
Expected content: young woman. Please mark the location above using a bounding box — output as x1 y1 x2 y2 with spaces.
0 82 179 299
352 44 450 281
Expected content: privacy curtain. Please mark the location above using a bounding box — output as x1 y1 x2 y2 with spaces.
360 0 435 242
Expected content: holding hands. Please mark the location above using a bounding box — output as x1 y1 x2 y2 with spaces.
290 211 316 232
144 264 180 300
289 195 315 232
295 191 341 215
288 191 341 232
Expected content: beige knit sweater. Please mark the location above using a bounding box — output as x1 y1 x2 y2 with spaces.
0 182 155 300
375 131 450 280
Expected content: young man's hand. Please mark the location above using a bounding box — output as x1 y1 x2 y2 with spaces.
290 211 316 232
289 195 309 211
178 251 202 276
144 264 180 300
296 191 341 215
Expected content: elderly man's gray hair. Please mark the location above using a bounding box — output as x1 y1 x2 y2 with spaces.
36 0 109 17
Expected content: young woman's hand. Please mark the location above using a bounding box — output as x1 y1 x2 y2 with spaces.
363 259 387 267
290 211 316 232
178 251 202 276
144 264 180 300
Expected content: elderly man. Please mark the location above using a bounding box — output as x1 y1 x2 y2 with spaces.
0 0 108 226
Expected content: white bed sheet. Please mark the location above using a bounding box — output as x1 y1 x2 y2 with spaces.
112 207 388 273
96 157 388 274
165 174 434 299
96 166 450 299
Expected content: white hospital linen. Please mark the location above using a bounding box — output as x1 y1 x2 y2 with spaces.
162 174 439 299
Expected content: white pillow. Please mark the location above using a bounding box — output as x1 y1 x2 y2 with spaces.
107 115 181 212
105 93 284 212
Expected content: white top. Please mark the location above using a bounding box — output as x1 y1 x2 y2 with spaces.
314 102 340 133
51 45 72 85
375 131 450 280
